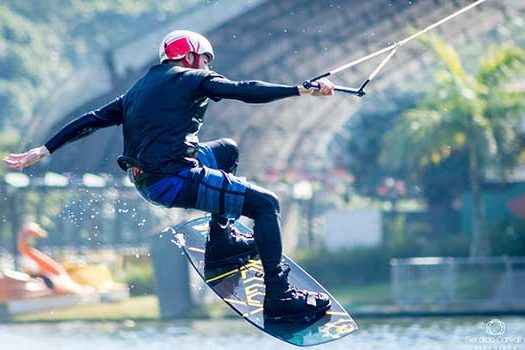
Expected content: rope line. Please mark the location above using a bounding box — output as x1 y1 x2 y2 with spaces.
328 0 489 76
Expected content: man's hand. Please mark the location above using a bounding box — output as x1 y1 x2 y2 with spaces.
298 78 335 96
3 146 50 171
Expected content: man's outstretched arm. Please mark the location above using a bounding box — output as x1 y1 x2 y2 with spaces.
200 76 334 103
3 96 124 171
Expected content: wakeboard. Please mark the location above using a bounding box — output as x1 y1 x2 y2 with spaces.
165 216 357 347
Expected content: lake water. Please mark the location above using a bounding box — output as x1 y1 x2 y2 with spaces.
1 317 525 350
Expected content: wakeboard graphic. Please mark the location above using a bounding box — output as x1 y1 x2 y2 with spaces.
164 216 357 347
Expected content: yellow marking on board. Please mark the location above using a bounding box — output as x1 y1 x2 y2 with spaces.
320 319 357 339
245 283 265 307
188 247 205 253
192 223 209 232
326 311 348 316
249 308 263 315
241 260 264 279
242 308 264 317
205 268 240 283
242 259 264 269
246 292 264 307
223 298 247 306
244 276 264 284
245 283 265 294
205 257 262 283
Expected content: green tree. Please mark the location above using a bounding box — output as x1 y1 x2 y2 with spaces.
381 35 525 257
0 0 199 130
347 90 420 199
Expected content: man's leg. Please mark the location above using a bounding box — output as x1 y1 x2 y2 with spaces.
240 184 282 273
137 166 330 322
197 137 240 225
196 138 255 264
137 138 253 267
197 138 239 174
240 182 330 322
190 144 257 266
188 167 330 320
134 162 256 267
196 139 282 272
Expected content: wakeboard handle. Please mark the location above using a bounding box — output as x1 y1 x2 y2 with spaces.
302 79 367 97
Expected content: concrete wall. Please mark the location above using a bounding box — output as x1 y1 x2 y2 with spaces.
324 209 382 250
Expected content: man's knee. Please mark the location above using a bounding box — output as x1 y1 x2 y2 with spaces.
247 186 280 216
220 138 239 162
263 190 280 214
218 138 239 173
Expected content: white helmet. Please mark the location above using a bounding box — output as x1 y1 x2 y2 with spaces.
158 30 214 67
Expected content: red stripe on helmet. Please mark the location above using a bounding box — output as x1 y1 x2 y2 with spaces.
164 36 192 60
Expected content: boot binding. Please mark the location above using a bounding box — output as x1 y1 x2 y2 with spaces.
263 300 331 323
205 249 258 268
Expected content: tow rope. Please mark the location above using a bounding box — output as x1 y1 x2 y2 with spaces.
303 0 490 97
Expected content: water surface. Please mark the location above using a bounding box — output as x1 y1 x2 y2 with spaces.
2 317 525 350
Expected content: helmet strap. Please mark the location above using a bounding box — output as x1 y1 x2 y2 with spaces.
180 57 192 68
192 54 201 69
180 53 200 69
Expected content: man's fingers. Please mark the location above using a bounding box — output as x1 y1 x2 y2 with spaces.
3 154 35 168
2 148 46 171
4 155 27 163
5 153 27 159
3 155 18 162
3 157 16 164
318 85 333 96
4 154 30 163
324 82 335 95
3 161 22 170
316 78 335 96
3 159 21 167
3 158 20 166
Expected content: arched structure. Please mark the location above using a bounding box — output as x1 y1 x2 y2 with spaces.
32 0 524 178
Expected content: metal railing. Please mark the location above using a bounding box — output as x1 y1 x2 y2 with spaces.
391 256 525 310
0 172 189 268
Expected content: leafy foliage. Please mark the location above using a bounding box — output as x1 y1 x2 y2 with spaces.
380 35 525 255
346 33 525 251
346 90 422 199
383 35 525 180
0 0 199 130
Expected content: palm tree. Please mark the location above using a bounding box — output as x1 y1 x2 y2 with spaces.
381 35 525 257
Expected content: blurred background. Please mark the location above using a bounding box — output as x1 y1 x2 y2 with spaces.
1 0 525 349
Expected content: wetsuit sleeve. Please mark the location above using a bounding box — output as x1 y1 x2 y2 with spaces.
44 96 124 154
199 76 300 103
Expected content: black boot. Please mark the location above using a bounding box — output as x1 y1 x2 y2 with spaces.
204 219 258 268
263 264 331 323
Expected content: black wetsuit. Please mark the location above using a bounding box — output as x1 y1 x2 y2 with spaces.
45 65 297 174
45 64 299 275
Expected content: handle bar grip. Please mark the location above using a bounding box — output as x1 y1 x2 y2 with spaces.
302 80 366 97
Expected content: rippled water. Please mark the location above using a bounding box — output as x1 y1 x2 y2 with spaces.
2 317 525 350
